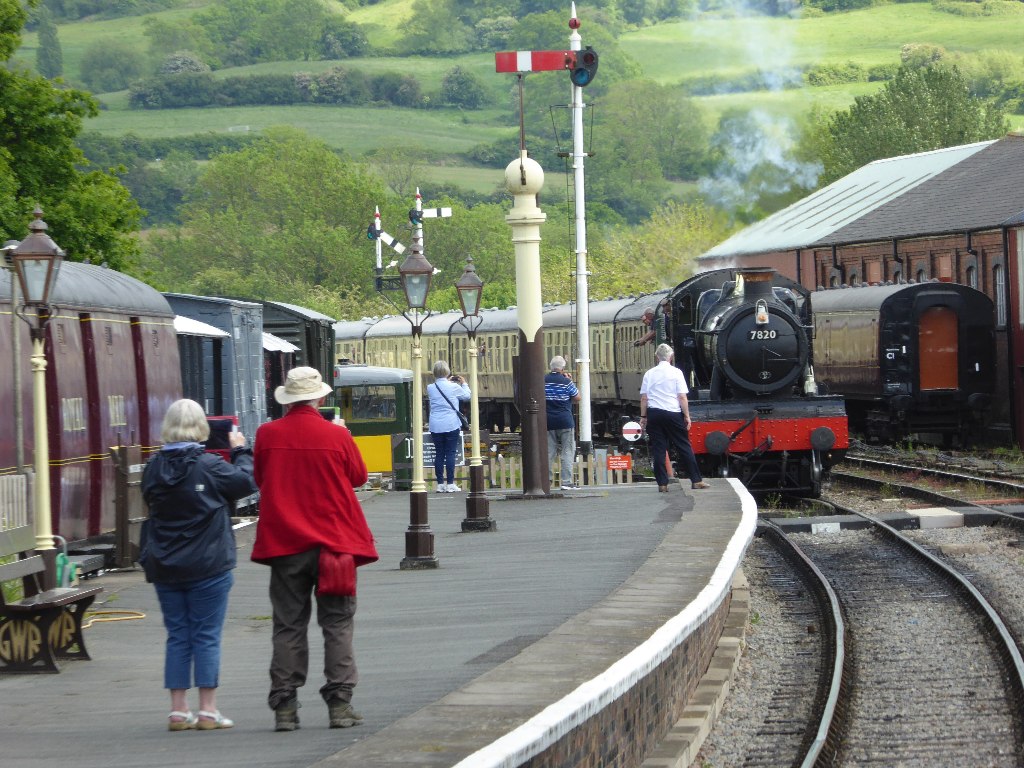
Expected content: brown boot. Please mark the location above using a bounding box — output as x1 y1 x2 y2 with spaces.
274 699 300 732
328 700 363 728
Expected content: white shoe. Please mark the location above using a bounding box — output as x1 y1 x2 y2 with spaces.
436 483 447 493
446 483 461 492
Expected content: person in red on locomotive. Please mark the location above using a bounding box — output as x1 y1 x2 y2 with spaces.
141 399 257 732
639 344 710 493
251 366 379 732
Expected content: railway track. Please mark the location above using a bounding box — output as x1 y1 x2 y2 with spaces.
789 513 1024 765
742 523 846 767
696 484 1024 767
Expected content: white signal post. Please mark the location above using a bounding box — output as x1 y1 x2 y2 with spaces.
371 206 407 295
493 7 596 474
568 3 594 468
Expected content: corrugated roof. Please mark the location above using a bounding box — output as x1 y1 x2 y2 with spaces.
703 140 996 259
819 134 1024 244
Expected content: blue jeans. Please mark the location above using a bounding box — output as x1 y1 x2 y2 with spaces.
431 428 461 485
155 570 234 690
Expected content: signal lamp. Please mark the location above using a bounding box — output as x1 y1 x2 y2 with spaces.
570 46 598 88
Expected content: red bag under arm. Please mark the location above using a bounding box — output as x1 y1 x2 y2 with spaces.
317 550 356 596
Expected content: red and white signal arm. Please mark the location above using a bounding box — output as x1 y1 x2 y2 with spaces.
622 421 642 442
495 50 575 73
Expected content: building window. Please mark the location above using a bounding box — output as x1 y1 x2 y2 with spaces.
994 264 1006 327
866 261 882 284
916 268 926 283
966 265 977 289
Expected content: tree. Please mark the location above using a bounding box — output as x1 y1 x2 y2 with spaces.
142 128 392 300
35 6 62 79
400 0 471 55
79 38 146 93
814 64 1009 185
0 0 142 270
440 66 488 109
598 200 733 292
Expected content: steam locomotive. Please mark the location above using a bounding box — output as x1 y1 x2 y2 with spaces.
335 267 849 495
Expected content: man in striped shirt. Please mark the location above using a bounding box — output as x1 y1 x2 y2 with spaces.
545 356 582 490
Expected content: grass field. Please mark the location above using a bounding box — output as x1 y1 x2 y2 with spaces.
13 2 1024 177
87 103 515 156
620 4 1024 85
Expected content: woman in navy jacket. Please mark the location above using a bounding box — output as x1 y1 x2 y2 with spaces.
141 399 257 731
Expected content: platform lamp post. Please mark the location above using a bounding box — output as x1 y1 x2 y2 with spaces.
456 258 496 532
12 208 64 579
399 241 439 569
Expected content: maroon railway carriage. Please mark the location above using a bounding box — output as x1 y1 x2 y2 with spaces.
1 262 181 544
812 281 995 446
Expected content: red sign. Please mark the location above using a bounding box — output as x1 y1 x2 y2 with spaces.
607 454 632 471
495 50 575 73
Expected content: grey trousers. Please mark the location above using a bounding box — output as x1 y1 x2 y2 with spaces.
267 548 357 710
547 428 576 484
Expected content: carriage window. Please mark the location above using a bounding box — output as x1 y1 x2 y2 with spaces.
108 394 127 426
345 385 397 423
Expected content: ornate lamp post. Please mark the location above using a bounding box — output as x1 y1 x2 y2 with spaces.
456 258 495 532
398 240 438 569
12 208 64 571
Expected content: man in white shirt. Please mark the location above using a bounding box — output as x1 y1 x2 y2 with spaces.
639 344 710 493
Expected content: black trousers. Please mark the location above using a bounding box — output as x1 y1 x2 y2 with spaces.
647 408 703 487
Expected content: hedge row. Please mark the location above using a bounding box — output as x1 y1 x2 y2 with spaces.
128 68 426 110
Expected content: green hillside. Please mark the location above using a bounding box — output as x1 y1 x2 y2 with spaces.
12 2 1024 184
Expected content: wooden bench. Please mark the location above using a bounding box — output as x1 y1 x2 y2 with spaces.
0 524 103 673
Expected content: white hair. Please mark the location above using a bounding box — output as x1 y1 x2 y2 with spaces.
161 399 210 443
655 343 673 362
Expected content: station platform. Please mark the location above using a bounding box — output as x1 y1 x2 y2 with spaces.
0 478 755 768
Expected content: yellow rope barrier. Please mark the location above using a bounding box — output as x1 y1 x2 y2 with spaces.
82 609 146 629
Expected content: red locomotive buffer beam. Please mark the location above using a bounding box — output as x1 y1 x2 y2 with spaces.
495 50 575 73
686 398 850 495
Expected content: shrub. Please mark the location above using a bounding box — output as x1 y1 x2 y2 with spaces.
158 51 210 75
440 66 488 109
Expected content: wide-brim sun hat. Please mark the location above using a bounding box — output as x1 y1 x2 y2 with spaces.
275 366 333 405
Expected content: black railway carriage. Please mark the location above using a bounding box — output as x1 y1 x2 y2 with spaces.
259 300 336 416
812 281 995 445
164 294 266 439
1 263 181 544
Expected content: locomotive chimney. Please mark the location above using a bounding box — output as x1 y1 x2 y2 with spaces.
736 267 776 299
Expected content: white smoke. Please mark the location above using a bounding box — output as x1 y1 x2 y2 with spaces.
695 0 822 213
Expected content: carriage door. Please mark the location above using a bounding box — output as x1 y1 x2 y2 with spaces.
918 306 958 390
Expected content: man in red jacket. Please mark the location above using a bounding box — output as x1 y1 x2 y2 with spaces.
252 366 379 732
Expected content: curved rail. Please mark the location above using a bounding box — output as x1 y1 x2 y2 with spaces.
829 504 1024 738
758 520 849 767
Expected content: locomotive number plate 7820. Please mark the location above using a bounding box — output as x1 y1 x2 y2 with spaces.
749 329 777 340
